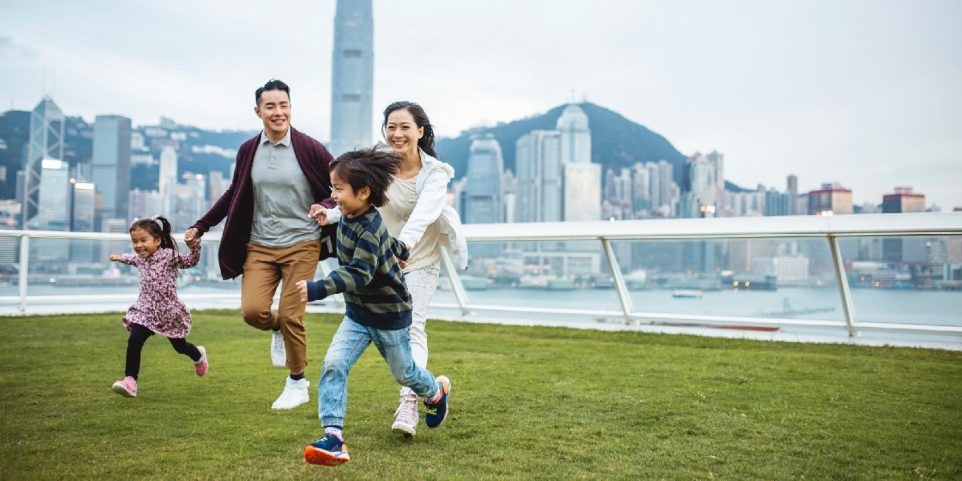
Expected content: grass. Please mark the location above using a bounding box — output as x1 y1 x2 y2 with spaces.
1 310 961 480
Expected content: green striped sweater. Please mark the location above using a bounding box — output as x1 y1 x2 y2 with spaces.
306 206 412 329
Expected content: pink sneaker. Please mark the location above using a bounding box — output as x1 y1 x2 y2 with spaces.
194 346 208 377
111 376 138 397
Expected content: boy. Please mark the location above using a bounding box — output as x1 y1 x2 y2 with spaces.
295 148 450 466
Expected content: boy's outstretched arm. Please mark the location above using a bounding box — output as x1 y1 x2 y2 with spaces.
300 231 381 302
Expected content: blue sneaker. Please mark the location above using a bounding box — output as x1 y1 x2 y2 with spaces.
304 433 351 466
424 375 450 428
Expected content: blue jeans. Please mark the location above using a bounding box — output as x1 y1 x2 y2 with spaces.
318 315 439 428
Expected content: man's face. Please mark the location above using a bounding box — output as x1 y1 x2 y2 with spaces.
255 89 291 137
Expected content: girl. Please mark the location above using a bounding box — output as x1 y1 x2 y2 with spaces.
110 216 206 398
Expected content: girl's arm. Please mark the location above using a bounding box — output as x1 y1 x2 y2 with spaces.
396 170 449 249
111 253 139 266
175 241 201 269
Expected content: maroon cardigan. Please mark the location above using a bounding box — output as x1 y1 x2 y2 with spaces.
191 127 337 279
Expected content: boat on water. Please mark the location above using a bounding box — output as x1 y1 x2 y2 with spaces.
672 289 704 299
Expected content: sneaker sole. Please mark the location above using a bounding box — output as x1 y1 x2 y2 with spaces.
391 421 416 437
111 384 136 398
304 446 351 466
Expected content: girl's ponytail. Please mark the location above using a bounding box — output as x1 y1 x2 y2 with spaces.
155 216 178 251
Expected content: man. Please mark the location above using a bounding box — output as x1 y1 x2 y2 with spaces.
185 79 335 410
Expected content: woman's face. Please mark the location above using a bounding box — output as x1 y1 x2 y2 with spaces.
384 108 424 159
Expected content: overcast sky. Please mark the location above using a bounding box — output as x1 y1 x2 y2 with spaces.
2 0 961 209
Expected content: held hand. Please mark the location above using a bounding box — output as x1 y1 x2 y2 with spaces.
398 258 408 269
296 280 309 303
184 228 200 244
109 254 122 262
308 204 328 225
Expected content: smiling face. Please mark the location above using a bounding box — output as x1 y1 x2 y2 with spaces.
384 108 423 159
255 89 291 139
330 169 370 218
129 227 162 258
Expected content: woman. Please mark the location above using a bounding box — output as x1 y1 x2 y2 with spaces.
315 101 466 437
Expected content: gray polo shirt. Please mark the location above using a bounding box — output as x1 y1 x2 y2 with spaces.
249 130 321 248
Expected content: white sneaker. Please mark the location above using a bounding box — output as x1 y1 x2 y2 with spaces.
270 329 286 368
391 394 419 436
271 377 309 410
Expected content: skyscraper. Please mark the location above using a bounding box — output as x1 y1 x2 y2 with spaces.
159 146 178 216
23 97 65 228
556 104 591 164
515 130 562 223
808 182 853 215
92 115 132 225
70 182 96 263
329 0 374 156
464 135 504 225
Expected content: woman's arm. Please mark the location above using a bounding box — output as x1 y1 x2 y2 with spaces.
397 170 449 249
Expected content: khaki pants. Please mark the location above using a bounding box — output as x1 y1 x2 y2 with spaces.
241 239 320 374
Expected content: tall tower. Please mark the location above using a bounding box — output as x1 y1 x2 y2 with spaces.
329 0 374 156
556 104 591 164
92 115 132 224
159 146 178 217
23 97 65 228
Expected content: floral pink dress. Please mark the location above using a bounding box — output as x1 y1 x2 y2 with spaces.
118 244 201 338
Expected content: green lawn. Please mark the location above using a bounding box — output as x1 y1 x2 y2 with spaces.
1 310 960 480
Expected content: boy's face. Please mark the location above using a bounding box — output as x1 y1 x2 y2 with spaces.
330 170 370 218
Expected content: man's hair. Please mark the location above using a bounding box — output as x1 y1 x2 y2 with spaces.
255 79 290 106
330 149 402 207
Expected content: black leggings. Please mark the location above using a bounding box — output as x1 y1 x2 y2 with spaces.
125 323 201 379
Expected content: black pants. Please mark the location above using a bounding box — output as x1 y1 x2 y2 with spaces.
125 323 201 379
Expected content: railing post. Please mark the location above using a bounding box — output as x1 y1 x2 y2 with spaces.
440 247 471 316
18 234 29 315
828 235 859 337
602 238 634 321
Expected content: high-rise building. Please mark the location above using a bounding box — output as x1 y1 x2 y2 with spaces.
128 189 162 221
32 159 71 231
464 135 504 225
92 115 132 225
557 104 591 164
329 0 374 156
515 130 562 223
23 97 65 228
631 162 651 214
882 186 927 263
808 182 853 215
882 186 926 213
159 146 178 216
563 163 601 222
688 152 719 217
786 174 799 215
70 182 97 263
465 135 504 259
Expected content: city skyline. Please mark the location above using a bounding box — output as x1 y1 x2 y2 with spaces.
1 0 961 209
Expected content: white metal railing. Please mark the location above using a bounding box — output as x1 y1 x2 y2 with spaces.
2 212 961 339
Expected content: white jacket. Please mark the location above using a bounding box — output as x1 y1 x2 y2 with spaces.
326 148 468 270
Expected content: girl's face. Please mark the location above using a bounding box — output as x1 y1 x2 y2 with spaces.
384 108 423 159
129 227 162 258
330 170 370 218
